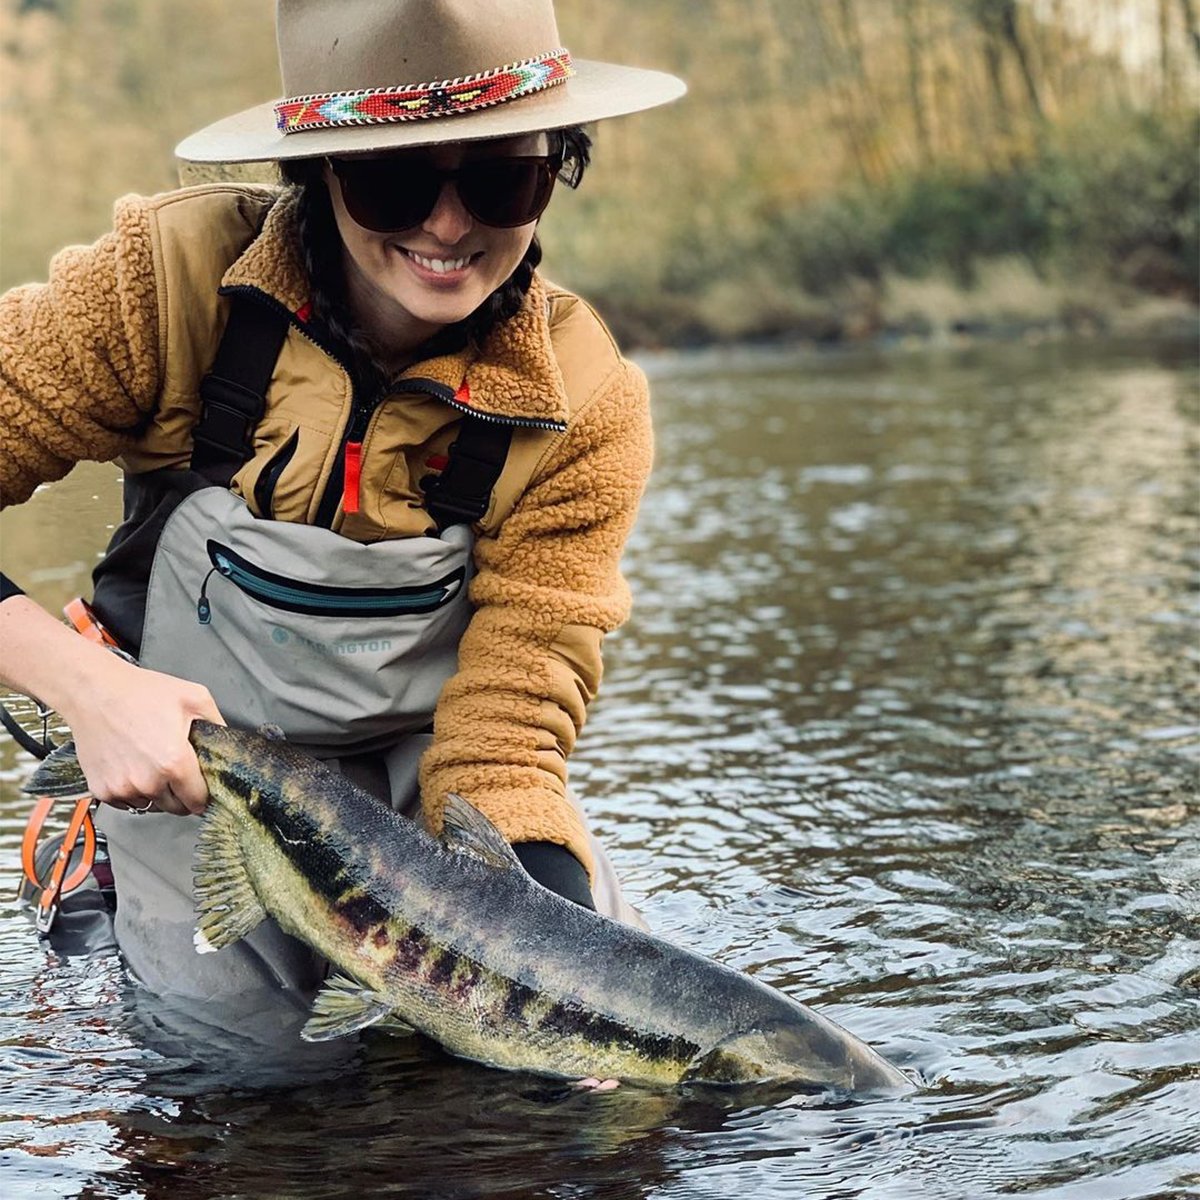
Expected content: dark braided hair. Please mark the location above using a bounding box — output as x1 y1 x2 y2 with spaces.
279 127 591 392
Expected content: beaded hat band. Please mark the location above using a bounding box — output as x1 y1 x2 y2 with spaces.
274 50 574 134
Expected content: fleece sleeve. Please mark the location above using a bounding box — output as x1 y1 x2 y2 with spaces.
0 198 162 508
419 358 654 880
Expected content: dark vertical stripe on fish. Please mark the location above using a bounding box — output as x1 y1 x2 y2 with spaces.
428 948 460 988
336 889 392 933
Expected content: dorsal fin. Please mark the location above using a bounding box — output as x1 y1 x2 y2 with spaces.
439 794 520 869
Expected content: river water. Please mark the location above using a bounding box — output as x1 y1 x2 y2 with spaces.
1 338 1197 1199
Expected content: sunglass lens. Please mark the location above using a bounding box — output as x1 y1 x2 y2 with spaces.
459 159 555 227
335 159 440 232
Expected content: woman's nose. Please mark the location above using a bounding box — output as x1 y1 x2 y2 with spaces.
421 181 474 244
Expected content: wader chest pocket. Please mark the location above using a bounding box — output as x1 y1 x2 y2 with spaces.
197 540 465 623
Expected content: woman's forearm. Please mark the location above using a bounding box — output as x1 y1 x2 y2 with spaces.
0 593 222 813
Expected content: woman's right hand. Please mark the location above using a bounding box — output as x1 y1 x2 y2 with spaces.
59 652 224 816
0 594 224 816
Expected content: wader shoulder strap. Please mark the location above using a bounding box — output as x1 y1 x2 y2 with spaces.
421 419 514 532
191 290 511 529
191 294 291 487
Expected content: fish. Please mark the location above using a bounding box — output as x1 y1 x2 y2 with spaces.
26 720 913 1094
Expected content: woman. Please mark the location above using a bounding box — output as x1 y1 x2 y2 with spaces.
0 0 684 1000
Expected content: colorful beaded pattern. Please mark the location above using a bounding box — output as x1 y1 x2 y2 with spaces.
274 49 573 133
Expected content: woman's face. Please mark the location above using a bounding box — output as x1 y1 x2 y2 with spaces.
324 133 549 352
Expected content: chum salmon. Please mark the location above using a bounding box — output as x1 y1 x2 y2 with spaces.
27 721 912 1093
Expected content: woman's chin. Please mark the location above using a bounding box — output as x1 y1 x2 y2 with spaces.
374 279 477 330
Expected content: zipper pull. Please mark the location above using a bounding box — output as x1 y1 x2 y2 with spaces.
197 567 217 625
343 441 363 515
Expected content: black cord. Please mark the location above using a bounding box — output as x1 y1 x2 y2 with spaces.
0 701 57 759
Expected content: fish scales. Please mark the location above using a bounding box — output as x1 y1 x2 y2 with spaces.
26 723 913 1092
218 758 709 1078
198 725 907 1087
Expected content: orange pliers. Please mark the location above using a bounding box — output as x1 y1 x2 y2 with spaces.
20 792 97 935
17 598 121 932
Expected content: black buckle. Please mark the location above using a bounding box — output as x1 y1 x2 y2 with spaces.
194 375 262 458
421 474 489 524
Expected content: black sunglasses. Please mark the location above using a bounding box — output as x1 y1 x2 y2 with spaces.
328 150 563 232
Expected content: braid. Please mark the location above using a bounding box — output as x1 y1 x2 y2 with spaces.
286 159 393 393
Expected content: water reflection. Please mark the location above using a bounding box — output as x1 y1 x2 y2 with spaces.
2 338 1198 1198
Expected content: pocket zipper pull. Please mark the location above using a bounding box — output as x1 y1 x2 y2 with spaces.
197 567 217 625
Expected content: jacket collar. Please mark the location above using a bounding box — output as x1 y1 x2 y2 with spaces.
221 188 569 429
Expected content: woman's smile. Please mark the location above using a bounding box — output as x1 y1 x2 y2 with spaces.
395 245 486 283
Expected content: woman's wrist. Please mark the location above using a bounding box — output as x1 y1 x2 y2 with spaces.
512 840 595 910
0 594 122 720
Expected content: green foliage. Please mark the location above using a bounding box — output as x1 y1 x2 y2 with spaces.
655 110 1199 306
881 169 1053 283
1031 112 1199 280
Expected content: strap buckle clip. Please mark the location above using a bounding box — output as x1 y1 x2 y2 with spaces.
193 374 262 460
420 474 490 526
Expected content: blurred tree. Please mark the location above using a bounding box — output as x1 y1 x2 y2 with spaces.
969 0 1046 121
1181 0 1200 62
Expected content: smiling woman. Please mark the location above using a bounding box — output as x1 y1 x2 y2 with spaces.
0 0 684 1003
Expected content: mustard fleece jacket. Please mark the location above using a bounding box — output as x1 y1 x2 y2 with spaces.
0 185 654 879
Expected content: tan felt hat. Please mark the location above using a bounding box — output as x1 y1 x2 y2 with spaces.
175 0 686 163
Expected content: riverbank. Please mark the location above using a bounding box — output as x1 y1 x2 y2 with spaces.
5 5 1195 357
546 111 1199 352
586 257 1198 352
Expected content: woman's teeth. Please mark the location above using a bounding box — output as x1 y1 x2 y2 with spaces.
407 251 471 274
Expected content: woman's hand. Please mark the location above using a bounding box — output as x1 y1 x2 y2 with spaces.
60 653 224 815
0 594 224 815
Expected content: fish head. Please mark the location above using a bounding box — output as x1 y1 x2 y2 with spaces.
188 720 291 822
686 1014 913 1095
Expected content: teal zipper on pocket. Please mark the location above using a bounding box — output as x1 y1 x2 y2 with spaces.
196 541 464 623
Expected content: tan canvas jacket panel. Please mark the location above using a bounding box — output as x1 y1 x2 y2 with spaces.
0 184 655 878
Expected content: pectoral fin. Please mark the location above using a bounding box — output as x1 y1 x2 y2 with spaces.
301 973 400 1042
193 802 267 953
439 793 520 869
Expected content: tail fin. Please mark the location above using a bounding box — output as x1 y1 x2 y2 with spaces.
22 741 89 799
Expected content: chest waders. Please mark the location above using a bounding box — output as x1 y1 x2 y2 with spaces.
89 294 641 1006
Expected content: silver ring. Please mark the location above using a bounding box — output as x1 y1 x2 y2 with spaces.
129 799 156 814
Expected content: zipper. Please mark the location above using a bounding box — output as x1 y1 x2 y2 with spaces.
312 375 419 528
219 284 353 373
254 428 300 518
197 539 466 620
312 377 569 529
442 387 568 433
